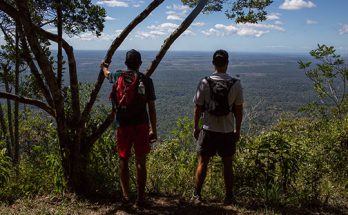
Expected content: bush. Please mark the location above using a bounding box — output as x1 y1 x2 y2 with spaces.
0 146 11 189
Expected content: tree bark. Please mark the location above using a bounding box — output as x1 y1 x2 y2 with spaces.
0 92 56 117
14 22 20 165
56 0 63 90
1 63 14 159
20 34 55 108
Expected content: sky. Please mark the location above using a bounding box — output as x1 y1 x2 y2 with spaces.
1 0 348 53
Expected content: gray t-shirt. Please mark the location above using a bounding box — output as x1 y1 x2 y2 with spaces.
193 72 243 133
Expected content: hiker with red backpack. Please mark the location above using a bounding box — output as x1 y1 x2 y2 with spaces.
101 49 157 208
191 49 243 205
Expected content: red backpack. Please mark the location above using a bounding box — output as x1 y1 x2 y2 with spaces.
109 70 146 113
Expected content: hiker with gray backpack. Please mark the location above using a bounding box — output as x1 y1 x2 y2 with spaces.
192 49 244 205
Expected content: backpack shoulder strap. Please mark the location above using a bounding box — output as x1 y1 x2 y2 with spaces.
110 70 124 83
204 76 214 91
227 78 238 92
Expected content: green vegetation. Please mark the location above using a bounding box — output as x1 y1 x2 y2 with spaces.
1 43 348 213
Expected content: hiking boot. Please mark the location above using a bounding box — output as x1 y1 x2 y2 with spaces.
190 194 203 205
223 195 236 205
134 198 150 210
121 196 132 207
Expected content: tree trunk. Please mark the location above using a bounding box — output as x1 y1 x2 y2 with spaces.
59 135 92 194
56 0 63 90
2 64 14 160
14 22 20 165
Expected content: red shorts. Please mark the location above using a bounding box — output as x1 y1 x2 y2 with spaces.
116 123 150 159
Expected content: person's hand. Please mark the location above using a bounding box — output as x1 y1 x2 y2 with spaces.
100 61 109 69
234 130 241 142
100 61 111 77
193 128 201 140
149 131 157 144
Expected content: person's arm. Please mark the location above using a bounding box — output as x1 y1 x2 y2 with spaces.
148 100 157 143
193 104 204 140
233 104 243 141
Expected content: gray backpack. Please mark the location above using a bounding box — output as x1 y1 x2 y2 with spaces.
205 77 237 116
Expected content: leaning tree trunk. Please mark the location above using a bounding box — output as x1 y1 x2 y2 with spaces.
14 22 20 165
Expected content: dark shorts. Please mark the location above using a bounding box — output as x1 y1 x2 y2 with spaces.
196 129 237 157
116 123 150 159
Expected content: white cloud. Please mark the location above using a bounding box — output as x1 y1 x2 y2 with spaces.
183 30 196 36
135 31 154 39
136 22 182 39
73 31 119 41
135 30 167 39
148 23 179 32
279 0 316 10
192 22 206 27
241 23 285 32
266 13 281 20
105 16 117 21
203 22 285 38
166 11 177 15
339 24 348 35
167 15 183 21
166 4 190 12
165 4 191 22
306 19 318 25
96 0 129 7
201 28 223 37
237 28 268 37
114 29 123 36
275 21 284 25
215 24 237 32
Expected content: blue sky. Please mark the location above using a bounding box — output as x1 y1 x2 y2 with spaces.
2 0 348 53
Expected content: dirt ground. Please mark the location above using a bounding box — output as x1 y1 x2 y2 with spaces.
1 194 347 215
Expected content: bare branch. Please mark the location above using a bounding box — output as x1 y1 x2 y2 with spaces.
0 92 55 117
15 1 61 101
86 112 114 150
19 27 55 108
32 25 81 123
145 0 209 77
0 1 19 21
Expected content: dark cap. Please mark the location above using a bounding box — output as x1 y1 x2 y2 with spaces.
212 49 229 67
125 49 142 69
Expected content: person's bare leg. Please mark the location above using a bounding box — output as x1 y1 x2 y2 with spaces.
194 155 210 196
222 156 235 203
135 155 147 202
119 157 130 200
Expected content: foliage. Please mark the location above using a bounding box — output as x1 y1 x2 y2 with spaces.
298 44 348 118
182 0 273 23
86 130 119 196
1 111 347 209
25 0 106 36
0 146 11 187
0 110 66 198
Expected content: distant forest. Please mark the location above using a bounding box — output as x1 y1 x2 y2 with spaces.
71 51 317 137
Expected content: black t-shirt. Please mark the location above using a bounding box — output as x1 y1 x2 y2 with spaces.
109 70 156 127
